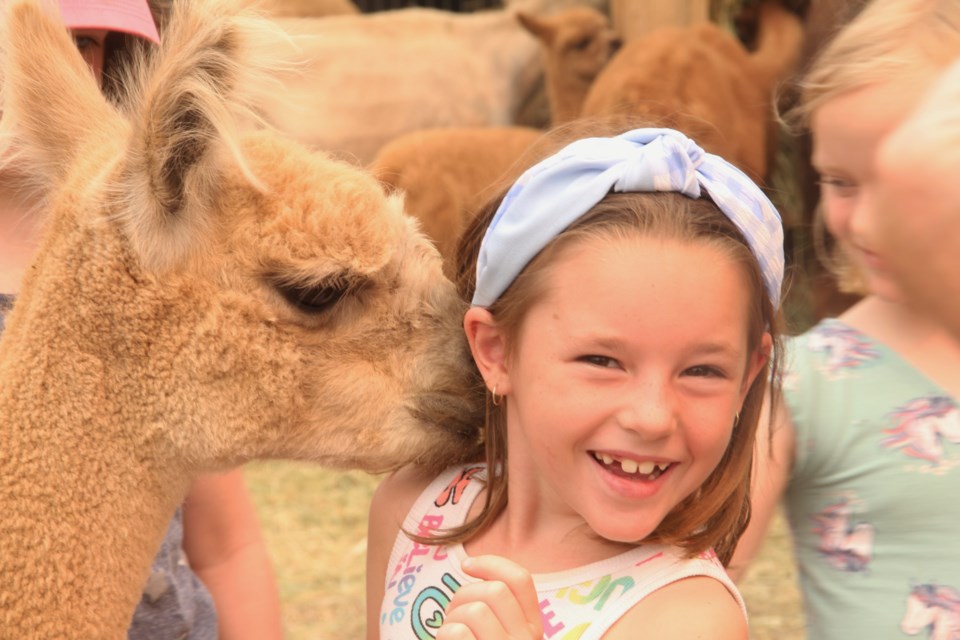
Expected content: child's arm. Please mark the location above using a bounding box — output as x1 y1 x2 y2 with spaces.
181 469 283 640
366 464 436 640
438 555 543 640
726 395 795 582
603 575 748 639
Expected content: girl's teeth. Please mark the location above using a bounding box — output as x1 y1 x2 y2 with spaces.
593 452 666 476
636 461 656 475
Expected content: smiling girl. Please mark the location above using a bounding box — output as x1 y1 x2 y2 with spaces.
366 126 785 639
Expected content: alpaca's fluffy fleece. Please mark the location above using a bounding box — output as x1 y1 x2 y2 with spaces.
368 5 619 278
0 0 483 635
518 5 622 126
250 0 607 166
581 1 804 181
370 126 545 278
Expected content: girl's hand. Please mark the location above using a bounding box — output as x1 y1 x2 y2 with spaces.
437 555 543 640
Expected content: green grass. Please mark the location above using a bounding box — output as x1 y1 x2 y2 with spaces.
246 463 804 639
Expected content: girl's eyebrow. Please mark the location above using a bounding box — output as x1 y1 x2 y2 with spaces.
575 334 742 359
693 342 742 360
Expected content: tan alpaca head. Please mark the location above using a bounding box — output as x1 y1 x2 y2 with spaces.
0 0 484 474
517 6 621 125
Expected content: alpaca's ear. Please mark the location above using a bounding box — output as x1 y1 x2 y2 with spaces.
122 5 254 272
516 11 554 45
0 1 117 186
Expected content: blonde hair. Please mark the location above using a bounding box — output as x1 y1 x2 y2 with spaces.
794 0 960 125
792 0 960 293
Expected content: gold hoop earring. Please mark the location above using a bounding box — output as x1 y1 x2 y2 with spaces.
734 411 741 428
491 384 502 407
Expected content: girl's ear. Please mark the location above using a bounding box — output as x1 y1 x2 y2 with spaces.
740 332 773 401
463 306 512 394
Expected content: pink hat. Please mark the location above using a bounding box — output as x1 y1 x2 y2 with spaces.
57 0 159 44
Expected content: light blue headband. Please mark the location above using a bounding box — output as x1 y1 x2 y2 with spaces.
472 128 785 309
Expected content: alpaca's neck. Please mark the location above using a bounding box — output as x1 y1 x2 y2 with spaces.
479 14 542 120
0 425 190 636
547 71 591 126
0 328 192 636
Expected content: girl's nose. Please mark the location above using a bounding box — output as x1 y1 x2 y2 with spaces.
616 381 677 439
849 184 878 240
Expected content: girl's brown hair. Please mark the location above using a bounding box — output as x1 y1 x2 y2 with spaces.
428 121 784 565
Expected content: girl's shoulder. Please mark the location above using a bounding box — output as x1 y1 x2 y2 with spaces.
602 575 748 639
369 464 441 532
369 464 487 536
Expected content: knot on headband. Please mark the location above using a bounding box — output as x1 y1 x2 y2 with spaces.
472 128 785 309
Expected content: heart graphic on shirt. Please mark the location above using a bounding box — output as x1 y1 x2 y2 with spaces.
425 611 444 629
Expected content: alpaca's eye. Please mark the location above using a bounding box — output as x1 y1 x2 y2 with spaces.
570 37 592 51
275 282 349 314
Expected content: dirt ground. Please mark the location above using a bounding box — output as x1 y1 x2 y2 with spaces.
737 506 806 639
246 462 806 639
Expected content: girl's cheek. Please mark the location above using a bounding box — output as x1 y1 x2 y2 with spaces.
821 195 854 237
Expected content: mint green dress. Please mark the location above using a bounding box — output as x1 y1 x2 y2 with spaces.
782 319 960 639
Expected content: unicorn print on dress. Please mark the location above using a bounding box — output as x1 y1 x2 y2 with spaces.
806 322 881 378
900 583 960 639
812 495 874 572
882 396 960 468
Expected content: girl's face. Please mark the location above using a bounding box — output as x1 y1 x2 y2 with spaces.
71 29 109 86
811 67 941 302
497 234 767 544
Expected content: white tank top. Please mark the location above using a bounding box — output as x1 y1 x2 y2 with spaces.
378 465 746 639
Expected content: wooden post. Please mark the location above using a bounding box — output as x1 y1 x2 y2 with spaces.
610 0 711 41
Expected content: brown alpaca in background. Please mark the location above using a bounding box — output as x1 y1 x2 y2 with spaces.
0 0 483 636
369 4 620 277
370 126 545 278
581 1 805 182
517 5 622 126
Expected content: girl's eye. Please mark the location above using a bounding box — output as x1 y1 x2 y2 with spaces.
579 355 620 369
73 36 100 52
684 365 726 378
818 175 858 198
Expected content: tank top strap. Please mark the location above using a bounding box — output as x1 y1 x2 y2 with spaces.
399 464 488 537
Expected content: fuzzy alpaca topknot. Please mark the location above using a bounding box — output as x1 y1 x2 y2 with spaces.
0 0 483 636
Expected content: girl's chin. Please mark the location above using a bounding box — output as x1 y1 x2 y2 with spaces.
865 274 907 304
586 518 659 546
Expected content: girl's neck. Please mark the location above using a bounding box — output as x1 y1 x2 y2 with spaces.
840 295 960 398
464 470 635 574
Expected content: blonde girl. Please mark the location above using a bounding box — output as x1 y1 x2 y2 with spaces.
729 2 960 639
